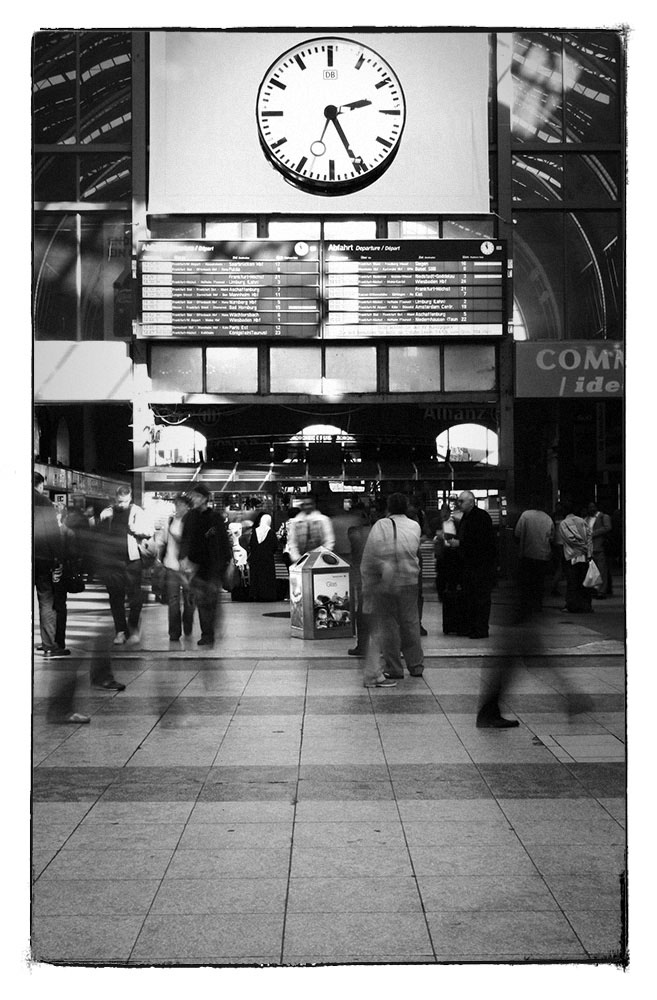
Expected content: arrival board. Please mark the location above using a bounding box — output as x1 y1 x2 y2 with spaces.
139 240 321 338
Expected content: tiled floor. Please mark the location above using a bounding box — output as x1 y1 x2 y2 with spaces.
31 580 627 967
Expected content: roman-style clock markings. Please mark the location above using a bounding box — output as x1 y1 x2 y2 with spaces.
256 36 406 194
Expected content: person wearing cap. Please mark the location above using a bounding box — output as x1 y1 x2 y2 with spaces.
179 483 232 647
98 484 153 648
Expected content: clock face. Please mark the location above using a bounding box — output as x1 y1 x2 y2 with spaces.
256 36 406 195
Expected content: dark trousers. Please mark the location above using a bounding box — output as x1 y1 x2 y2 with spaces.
462 567 494 637
53 580 68 648
106 559 143 633
35 563 57 649
165 568 194 639
565 560 593 613
190 575 220 642
517 557 549 619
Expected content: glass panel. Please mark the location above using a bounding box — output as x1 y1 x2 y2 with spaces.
323 220 377 239
388 346 441 392
33 213 78 339
512 32 564 143
512 212 565 340
32 31 77 145
564 31 620 144
80 216 132 339
436 423 499 465
442 218 495 239
33 153 77 201
387 221 439 238
79 32 132 144
443 345 496 391
206 347 259 393
565 153 620 203
150 346 203 393
512 154 563 203
269 346 321 393
149 219 203 239
565 211 622 340
205 220 259 240
324 346 377 393
268 221 321 240
79 153 131 201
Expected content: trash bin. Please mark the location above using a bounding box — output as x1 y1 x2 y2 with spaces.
289 547 354 640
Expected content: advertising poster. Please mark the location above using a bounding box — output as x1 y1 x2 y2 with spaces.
312 571 352 632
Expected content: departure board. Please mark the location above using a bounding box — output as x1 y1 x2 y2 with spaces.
138 238 506 339
138 240 321 338
324 239 505 337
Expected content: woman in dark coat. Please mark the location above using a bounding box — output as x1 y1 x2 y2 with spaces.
247 512 278 601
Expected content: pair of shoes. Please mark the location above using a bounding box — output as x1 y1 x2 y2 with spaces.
49 712 90 724
383 671 404 680
348 647 364 657
419 625 428 636
198 637 214 646
125 631 141 646
364 676 398 688
43 647 71 657
476 716 520 729
113 631 127 645
407 665 424 677
92 677 126 691
36 643 46 652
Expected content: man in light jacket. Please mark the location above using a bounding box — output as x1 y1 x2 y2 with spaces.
360 492 424 687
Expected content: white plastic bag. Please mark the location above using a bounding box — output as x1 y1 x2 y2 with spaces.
583 560 602 589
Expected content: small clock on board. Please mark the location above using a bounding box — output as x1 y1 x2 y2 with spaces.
256 36 406 195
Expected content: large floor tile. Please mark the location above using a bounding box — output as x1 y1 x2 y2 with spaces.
416 874 559 911
130 913 285 962
563 909 625 960
37 847 176 881
32 877 161 915
150 877 288 914
31 914 145 964
283 912 434 959
178 822 293 850
408 841 536 877
166 847 291 879
290 845 413 878
286 876 423 913
425 910 586 959
292 821 406 850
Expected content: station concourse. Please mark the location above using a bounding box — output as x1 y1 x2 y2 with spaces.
32 577 625 966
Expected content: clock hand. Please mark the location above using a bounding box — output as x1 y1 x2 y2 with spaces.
337 99 372 112
324 105 365 172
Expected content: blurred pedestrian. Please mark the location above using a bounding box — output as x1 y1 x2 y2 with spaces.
514 497 554 620
559 502 593 614
586 501 612 599
179 483 232 647
156 493 194 641
33 472 68 659
286 495 335 562
444 490 497 639
347 504 372 657
247 511 278 601
98 485 153 646
408 496 429 636
360 492 424 686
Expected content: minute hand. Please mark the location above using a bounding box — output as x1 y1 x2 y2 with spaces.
329 111 365 172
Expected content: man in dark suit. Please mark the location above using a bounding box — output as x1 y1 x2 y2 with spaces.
444 490 497 640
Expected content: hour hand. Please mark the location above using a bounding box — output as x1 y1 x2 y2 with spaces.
338 99 372 112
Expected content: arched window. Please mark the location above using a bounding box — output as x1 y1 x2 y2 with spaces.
436 423 499 466
153 424 207 465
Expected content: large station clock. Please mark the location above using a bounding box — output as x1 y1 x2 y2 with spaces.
256 36 406 195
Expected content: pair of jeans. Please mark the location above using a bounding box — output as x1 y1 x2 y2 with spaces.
165 567 194 638
106 559 143 634
363 583 423 681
